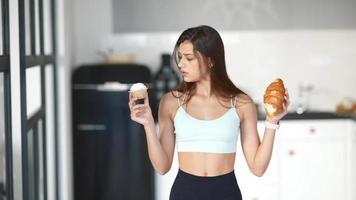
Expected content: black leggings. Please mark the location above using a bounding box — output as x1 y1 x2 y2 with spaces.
169 169 243 200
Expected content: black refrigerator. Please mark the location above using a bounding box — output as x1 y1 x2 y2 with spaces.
71 64 157 200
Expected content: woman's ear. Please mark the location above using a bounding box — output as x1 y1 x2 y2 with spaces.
207 57 214 68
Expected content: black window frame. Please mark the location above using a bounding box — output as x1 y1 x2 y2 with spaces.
0 0 14 199
17 0 59 199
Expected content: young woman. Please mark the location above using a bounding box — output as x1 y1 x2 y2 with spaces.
128 25 290 200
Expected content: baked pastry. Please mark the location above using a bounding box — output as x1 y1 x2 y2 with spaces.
263 78 286 117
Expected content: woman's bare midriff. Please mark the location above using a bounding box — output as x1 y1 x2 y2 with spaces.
178 152 236 177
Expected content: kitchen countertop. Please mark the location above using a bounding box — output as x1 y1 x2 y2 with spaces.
258 111 356 121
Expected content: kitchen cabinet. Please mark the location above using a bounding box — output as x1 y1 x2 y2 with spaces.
279 134 345 200
235 119 356 200
279 120 353 200
349 121 356 200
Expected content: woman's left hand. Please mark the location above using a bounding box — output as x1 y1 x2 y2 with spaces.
266 89 290 124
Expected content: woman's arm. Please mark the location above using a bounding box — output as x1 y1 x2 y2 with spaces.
240 100 275 177
239 91 289 177
129 92 175 175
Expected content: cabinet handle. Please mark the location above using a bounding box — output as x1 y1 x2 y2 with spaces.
288 149 295 156
309 127 316 135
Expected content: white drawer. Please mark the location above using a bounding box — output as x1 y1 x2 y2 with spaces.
278 120 347 140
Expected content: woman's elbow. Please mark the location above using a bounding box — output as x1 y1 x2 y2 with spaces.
157 170 167 175
252 167 266 177
155 164 171 175
253 170 264 177
156 168 170 175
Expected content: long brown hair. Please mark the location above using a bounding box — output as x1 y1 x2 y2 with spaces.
171 25 248 106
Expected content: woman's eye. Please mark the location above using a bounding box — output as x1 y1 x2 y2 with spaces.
187 58 194 61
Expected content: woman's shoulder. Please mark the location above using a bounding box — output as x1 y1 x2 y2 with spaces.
234 93 258 122
235 93 254 105
159 91 182 119
160 90 178 102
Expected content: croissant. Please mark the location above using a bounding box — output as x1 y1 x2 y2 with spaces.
263 78 286 117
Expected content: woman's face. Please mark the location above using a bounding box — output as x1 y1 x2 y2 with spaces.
177 40 210 82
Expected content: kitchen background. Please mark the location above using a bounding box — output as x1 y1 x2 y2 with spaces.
0 0 356 199
67 0 356 200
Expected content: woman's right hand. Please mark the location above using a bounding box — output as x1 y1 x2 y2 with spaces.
128 92 154 128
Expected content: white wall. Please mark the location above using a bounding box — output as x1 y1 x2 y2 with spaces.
71 0 112 67
70 0 356 112
97 30 356 112
112 0 356 32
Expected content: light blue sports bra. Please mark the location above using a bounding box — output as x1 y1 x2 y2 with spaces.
173 91 240 153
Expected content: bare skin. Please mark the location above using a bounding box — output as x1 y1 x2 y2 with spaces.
128 40 290 177
173 92 241 176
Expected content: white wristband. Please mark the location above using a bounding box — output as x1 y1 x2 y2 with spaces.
265 120 280 130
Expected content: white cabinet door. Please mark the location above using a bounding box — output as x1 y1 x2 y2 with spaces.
280 140 345 200
352 121 356 200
